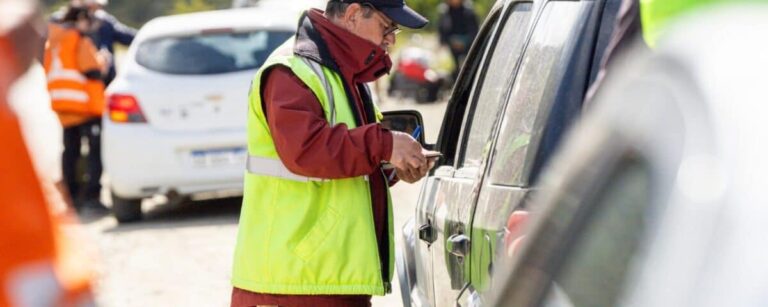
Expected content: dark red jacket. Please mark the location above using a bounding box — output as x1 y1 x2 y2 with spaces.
233 10 396 307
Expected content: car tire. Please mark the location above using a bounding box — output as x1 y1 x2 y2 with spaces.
111 192 143 223
389 72 405 97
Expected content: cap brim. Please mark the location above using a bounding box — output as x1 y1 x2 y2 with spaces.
379 5 428 29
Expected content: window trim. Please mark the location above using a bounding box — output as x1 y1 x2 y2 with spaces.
453 1 536 176
433 1 529 170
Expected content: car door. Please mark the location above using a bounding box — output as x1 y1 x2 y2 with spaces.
412 1 535 306
468 0 622 298
409 6 502 304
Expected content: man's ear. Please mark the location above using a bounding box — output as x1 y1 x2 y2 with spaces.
342 3 363 28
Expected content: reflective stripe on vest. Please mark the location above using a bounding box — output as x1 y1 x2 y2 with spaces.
49 89 89 102
47 47 90 105
246 56 335 182
246 155 326 182
8 263 62 306
246 155 368 182
300 57 336 126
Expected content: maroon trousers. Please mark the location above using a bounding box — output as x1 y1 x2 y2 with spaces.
231 288 372 307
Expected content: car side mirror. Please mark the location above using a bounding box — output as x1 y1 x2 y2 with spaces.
381 110 433 149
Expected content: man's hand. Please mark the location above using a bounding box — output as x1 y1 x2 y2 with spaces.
397 149 439 183
391 132 440 183
390 131 426 181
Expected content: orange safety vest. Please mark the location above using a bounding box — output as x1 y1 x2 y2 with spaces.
1 32 94 306
43 23 105 127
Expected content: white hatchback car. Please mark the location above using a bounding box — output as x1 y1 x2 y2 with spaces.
104 8 295 222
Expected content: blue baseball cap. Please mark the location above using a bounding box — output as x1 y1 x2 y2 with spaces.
331 0 429 29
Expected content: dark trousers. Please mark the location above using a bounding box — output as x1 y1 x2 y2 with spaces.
63 118 103 207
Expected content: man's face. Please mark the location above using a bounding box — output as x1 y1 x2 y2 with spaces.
86 3 101 13
341 3 398 52
76 16 90 32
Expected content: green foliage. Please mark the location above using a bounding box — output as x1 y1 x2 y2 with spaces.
42 0 496 31
408 0 496 30
42 0 69 14
172 0 215 14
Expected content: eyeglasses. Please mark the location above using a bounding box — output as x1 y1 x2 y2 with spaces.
383 24 401 37
361 3 401 37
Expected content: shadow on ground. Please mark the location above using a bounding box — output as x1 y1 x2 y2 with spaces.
81 196 243 233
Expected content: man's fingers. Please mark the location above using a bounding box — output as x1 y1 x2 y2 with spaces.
395 167 415 183
407 151 427 169
405 166 419 182
398 160 428 183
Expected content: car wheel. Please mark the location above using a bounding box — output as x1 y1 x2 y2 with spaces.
415 87 432 104
111 192 143 223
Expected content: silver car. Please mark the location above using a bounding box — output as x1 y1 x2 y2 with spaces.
395 0 624 305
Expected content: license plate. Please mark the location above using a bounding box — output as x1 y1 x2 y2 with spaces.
189 147 246 167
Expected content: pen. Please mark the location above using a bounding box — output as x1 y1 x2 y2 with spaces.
412 125 422 140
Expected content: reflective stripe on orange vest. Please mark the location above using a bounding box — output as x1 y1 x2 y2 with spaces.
44 24 104 118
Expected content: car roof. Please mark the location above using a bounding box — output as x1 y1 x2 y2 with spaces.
137 7 298 41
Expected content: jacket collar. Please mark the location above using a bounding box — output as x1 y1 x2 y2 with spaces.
294 9 392 83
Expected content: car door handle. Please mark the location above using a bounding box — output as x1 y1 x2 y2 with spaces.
447 234 471 258
418 223 436 244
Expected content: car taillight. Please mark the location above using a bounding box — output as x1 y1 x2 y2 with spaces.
108 94 147 123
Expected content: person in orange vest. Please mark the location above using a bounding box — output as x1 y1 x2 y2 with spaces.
44 5 109 213
1 0 95 305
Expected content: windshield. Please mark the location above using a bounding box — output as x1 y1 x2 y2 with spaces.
136 30 294 75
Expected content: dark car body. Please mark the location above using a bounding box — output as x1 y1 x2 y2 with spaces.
396 0 623 306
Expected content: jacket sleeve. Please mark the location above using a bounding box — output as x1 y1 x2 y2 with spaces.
100 11 137 46
108 19 137 46
262 66 393 179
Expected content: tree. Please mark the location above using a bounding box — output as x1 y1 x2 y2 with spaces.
172 0 215 14
409 0 495 30
43 0 495 32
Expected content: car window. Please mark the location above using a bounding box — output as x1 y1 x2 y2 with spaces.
487 2 590 186
459 3 533 170
136 30 293 75
436 9 501 166
541 159 651 307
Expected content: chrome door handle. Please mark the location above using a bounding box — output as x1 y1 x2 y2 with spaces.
447 234 471 258
418 223 436 244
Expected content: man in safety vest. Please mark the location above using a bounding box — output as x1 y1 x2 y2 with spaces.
1 0 95 305
44 5 109 214
231 1 433 306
